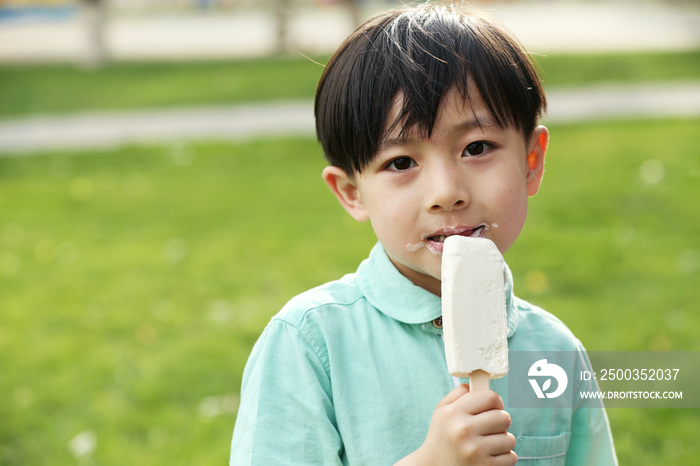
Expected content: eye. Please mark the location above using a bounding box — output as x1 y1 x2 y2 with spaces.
463 141 491 157
386 157 416 171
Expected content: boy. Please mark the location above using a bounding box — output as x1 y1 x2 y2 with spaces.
231 4 617 465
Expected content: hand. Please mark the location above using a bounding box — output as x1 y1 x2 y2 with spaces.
396 383 516 466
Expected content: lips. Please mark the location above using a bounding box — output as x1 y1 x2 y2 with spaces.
425 225 487 254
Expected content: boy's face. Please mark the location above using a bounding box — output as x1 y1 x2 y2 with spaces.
323 87 548 296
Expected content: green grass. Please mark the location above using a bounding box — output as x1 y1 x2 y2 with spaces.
0 56 327 118
535 50 700 88
0 50 698 117
0 118 699 465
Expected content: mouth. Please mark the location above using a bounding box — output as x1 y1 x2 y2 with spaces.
425 225 488 255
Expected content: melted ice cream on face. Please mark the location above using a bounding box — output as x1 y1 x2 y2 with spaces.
405 241 425 252
440 236 508 379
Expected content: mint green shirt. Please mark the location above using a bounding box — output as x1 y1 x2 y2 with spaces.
230 243 617 465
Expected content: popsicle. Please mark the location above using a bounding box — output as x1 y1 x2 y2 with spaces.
441 236 508 390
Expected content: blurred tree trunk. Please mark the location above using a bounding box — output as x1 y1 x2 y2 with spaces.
346 0 360 29
84 0 108 67
275 0 363 55
274 0 292 55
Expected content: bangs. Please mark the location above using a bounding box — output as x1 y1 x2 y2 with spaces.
315 4 546 174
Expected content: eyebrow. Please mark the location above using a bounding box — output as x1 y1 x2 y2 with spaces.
379 114 500 150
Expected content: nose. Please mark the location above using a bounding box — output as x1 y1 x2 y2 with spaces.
426 162 469 213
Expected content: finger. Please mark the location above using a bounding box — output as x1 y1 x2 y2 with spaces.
479 432 517 457
472 409 512 435
490 450 518 466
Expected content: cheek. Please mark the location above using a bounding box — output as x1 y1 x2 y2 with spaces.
488 177 529 252
365 188 415 224
500 197 528 247
363 198 404 241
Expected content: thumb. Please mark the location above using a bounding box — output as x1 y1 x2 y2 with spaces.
437 383 470 408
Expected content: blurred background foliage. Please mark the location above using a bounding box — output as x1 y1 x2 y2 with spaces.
1 0 699 465
0 50 698 116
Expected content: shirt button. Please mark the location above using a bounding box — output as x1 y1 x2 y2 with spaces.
432 317 443 328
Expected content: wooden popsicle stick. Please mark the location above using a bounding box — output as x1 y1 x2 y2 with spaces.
469 370 490 391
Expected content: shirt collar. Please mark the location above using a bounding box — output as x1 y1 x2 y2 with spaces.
356 242 519 337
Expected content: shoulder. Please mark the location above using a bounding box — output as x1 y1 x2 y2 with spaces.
244 274 367 373
257 272 374 357
274 272 367 327
248 273 376 379
512 297 584 352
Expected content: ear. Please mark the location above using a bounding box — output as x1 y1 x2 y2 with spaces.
322 166 369 222
525 126 548 197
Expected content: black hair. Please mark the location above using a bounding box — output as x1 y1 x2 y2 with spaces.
314 3 547 175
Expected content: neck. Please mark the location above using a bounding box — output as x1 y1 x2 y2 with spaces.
387 255 442 296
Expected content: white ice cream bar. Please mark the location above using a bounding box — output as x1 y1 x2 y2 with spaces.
441 236 509 383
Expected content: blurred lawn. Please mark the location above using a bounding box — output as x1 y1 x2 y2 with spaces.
0 116 698 464
0 50 699 117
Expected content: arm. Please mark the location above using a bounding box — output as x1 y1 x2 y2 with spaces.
566 345 618 466
395 384 517 466
230 319 343 466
